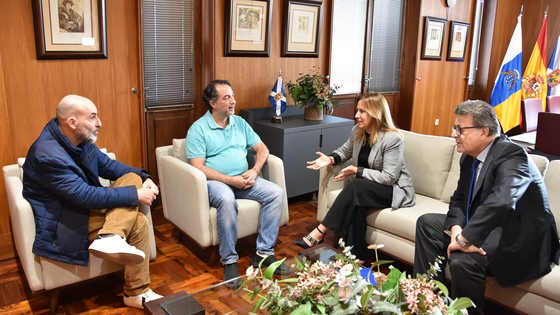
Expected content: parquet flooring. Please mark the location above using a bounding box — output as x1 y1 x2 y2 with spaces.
0 195 517 314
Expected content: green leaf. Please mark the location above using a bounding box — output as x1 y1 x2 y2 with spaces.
368 259 394 269
381 267 402 291
360 286 375 308
290 301 313 315
252 297 266 312
433 279 449 297
447 297 475 314
323 294 339 306
263 257 287 279
370 301 400 314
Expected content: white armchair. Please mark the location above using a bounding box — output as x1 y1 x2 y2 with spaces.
155 138 289 264
2 151 157 311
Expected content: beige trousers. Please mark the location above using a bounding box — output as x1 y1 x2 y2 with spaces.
88 173 151 296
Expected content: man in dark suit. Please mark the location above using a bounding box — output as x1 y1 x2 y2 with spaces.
413 100 559 315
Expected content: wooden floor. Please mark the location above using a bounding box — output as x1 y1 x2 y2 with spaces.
0 195 517 314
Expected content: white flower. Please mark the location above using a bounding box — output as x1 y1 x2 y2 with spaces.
367 244 385 250
339 264 354 276
245 266 258 280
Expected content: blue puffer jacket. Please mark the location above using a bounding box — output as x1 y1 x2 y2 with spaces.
22 118 150 266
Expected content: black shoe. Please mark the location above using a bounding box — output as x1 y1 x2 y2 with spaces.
223 262 241 289
250 253 290 275
294 227 325 249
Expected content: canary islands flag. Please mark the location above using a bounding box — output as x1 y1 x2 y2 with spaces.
547 35 560 96
269 75 286 116
489 14 522 133
521 14 547 108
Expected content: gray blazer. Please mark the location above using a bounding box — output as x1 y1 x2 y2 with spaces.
333 126 415 209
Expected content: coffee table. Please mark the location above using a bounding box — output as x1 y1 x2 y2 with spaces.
145 244 340 314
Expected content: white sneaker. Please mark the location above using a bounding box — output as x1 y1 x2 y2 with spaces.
88 234 145 265
123 289 163 309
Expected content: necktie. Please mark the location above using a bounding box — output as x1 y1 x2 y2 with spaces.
466 158 481 223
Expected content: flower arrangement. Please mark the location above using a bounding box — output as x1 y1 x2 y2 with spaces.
286 67 341 112
240 240 473 315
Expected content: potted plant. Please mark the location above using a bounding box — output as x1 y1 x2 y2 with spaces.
241 240 474 315
286 67 341 120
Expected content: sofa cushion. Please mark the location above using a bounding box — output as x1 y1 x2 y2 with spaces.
545 160 560 236
512 266 560 308
402 131 456 200
440 149 462 203
365 195 450 243
172 138 188 162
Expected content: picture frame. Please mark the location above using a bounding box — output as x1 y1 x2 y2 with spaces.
421 16 446 60
282 0 323 58
32 0 107 60
225 0 272 57
447 20 470 62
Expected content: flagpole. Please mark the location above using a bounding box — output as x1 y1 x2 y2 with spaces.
270 69 285 123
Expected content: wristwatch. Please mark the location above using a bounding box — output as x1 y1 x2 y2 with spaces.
455 234 470 247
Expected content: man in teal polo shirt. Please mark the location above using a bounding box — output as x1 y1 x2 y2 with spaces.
186 80 288 289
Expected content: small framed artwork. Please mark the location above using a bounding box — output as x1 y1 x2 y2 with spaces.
447 21 470 62
225 0 272 57
421 16 446 60
282 0 323 58
32 0 107 60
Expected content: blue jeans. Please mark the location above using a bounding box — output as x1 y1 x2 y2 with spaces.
207 177 284 265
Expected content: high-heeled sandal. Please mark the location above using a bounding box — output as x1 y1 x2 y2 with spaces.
295 226 325 249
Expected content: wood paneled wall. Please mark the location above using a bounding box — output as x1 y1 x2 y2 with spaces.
0 1 143 260
202 0 332 115
1 0 558 261
401 0 475 136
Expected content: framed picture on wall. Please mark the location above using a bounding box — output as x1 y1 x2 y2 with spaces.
32 0 107 60
225 0 272 57
447 21 470 61
421 16 446 60
282 0 323 58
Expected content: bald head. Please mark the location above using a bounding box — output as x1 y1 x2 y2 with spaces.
56 95 102 145
56 94 95 121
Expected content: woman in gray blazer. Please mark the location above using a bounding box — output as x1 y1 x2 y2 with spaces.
295 93 415 259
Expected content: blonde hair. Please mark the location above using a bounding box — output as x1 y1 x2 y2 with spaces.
355 92 399 146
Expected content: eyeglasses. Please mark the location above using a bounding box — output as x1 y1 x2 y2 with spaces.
451 125 479 135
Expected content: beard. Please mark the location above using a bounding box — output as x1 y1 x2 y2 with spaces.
76 125 98 144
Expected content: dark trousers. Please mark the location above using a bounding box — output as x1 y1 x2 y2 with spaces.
322 178 392 259
413 213 489 315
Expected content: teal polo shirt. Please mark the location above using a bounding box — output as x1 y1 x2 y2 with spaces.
186 111 261 176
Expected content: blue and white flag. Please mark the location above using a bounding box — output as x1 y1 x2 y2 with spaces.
489 13 522 132
269 75 286 116
547 35 560 96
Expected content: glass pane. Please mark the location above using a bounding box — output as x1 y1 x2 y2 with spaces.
367 0 404 93
142 0 195 108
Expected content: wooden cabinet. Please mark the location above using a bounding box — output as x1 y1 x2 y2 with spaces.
242 108 354 198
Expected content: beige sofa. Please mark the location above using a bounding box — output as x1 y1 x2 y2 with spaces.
317 130 560 315
2 151 157 311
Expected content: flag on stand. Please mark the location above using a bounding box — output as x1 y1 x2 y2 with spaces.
547 35 560 96
521 13 547 109
489 14 522 133
269 74 286 117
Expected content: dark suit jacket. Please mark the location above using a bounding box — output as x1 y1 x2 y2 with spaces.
445 135 559 287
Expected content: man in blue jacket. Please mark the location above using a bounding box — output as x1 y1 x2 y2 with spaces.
22 94 162 309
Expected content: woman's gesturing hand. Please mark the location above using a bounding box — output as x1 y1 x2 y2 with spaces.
306 151 331 170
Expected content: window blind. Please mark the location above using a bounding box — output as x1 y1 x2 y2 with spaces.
142 0 195 108
367 0 404 93
330 0 367 95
